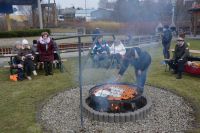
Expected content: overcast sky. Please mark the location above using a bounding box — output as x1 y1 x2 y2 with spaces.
56 0 100 9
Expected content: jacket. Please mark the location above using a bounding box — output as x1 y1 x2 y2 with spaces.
110 41 126 56
118 47 151 75
37 37 55 62
173 42 189 61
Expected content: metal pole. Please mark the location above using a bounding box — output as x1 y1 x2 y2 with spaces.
78 36 84 128
85 0 87 21
47 0 50 28
38 0 43 29
172 6 175 26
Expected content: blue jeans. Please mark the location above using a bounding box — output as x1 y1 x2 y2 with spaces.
135 69 148 93
162 43 170 59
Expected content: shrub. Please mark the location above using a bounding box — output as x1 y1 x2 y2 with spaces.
0 29 51 38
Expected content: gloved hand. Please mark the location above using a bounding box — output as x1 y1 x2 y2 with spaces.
21 56 25 61
31 56 34 60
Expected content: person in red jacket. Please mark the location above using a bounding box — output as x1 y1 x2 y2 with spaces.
37 32 55 76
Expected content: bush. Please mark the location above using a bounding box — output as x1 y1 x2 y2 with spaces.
0 29 51 38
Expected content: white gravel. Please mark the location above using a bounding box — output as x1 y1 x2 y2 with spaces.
39 85 194 133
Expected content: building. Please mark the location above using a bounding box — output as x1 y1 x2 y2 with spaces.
58 7 76 20
91 8 113 21
75 9 95 21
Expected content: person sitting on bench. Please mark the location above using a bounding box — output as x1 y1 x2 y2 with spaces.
91 37 110 68
109 40 126 68
19 39 37 80
11 41 24 80
167 37 189 79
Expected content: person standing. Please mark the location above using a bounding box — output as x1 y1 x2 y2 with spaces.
92 28 101 42
116 47 151 94
162 25 172 61
37 32 55 76
168 37 189 79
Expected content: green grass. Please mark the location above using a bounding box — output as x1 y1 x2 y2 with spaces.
0 59 78 133
0 39 200 133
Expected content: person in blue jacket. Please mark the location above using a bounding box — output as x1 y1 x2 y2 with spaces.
162 25 172 60
116 47 151 93
92 28 101 42
91 37 110 67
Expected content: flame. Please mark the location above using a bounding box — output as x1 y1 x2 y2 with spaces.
111 104 120 111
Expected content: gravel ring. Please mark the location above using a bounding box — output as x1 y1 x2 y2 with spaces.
39 85 194 133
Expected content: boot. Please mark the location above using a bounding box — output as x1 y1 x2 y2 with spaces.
176 72 182 79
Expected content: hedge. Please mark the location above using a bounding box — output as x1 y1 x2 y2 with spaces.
0 29 51 38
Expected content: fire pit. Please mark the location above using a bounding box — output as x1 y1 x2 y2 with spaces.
83 83 152 122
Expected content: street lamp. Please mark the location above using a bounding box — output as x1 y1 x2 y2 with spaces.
170 0 177 31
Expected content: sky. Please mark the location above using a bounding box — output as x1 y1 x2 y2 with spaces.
56 0 100 9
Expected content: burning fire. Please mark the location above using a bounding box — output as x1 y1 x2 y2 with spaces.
111 103 120 111
93 84 137 100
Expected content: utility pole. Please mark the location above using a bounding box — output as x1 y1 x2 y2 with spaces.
38 0 43 29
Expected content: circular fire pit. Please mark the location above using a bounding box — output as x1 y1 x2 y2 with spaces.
83 83 152 123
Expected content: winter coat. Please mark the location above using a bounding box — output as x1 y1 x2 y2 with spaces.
37 37 55 62
173 42 189 61
92 41 110 55
110 41 126 56
162 29 172 45
118 47 151 75
18 48 35 60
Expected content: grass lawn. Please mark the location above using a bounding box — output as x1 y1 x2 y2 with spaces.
0 39 199 133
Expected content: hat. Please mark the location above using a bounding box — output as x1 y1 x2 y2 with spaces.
22 39 29 45
177 37 184 41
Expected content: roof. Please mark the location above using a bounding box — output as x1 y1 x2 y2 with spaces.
76 9 95 14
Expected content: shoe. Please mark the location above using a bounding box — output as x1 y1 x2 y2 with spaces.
33 70 37 76
27 76 32 80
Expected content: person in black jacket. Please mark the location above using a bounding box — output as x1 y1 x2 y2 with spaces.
116 47 151 93
168 37 189 79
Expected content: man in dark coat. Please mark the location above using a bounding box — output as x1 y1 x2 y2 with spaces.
37 32 55 76
92 28 100 42
116 47 151 93
162 25 172 60
168 37 189 79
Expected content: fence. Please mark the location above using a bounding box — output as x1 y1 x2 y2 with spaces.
0 34 160 57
